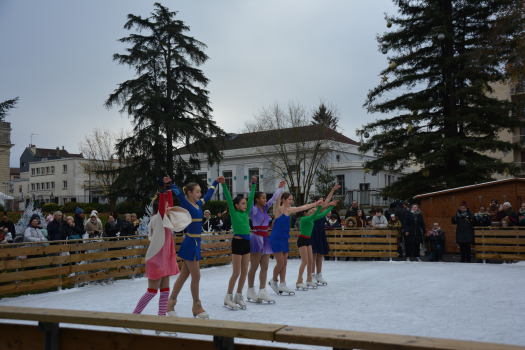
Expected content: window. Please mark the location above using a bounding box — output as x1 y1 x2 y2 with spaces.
31 184 35 191
249 169 259 191
63 164 67 173
337 175 345 195
388 175 391 186
41 167 45 174
31 168 35 176
46 167 50 174
70 197 76 202
19 186 22 193
289 164 300 173
36 168 40 175
51 182 55 189
51 166 55 174
41 183 45 189
36 183 40 190
63 181 68 189
359 183 371 206
63 198 68 205
223 171 233 194
198 173 207 182
46 182 50 189
336 154 341 162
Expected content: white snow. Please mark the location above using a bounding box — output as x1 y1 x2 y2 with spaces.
1 260 525 349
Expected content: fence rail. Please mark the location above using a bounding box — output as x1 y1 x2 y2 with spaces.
0 306 524 350
474 228 525 261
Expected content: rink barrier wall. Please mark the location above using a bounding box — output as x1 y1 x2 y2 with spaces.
474 228 525 261
1 306 525 350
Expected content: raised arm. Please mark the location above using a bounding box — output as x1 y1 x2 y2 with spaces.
313 205 335 221
287 201 318 214
322 184 341 211
246 182 257 214
202 178 220 204
265 181 286 209
221 181 236 218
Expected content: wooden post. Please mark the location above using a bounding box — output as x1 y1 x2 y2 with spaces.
38 321 60 350
213 335 234 350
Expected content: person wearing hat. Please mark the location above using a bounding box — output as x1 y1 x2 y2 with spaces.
201 210 213 232
451 200 477 262
85 212 103 238
384 202 397 220
72 207 85 239
127 178 191 335
497 202 517 226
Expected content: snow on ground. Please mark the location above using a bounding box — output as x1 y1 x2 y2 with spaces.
1 260 525 349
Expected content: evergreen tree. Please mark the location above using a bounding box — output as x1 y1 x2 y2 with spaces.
0 97 19 122
104 3 226 207
310 164 337 201
311 100 340 131
361 0 525 200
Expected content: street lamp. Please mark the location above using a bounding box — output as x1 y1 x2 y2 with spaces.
217 151 225 200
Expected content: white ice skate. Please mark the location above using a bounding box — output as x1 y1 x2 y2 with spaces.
234 292 247 310
306 281 318 289
406 257 410 262
223 293 238 310
296 282 308 291
256 288 276 304
311 273 317 284
246 287 259 303
125 328 142 334
155 330 177 336
278 282 295 295
415 257 422 262
315 273 327 285
268 280 280 294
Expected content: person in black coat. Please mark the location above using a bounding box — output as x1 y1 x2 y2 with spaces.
119 214 135 237
61 217 75 240
424 222 446 262
345 200 361 219
451 201 477 263
394 202 409 225
384 202 397 220
104 215 120 238
403 204 426 261
73 208 85 238
475 206 492 228
47 211 65 241
0 213 16 242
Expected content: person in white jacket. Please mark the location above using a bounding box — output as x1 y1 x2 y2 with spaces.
24 216 45 246
371 208 388 229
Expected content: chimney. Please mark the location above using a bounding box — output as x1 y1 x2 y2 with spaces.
62 146 65 150
30 145 36 154
56 147 60 157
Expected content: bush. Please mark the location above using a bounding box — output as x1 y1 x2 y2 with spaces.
0 204 5 213
42 203 59 212
60 202 82 214
202 200 227 215
115 201 144 217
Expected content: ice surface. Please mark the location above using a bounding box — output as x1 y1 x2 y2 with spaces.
1 260 525 349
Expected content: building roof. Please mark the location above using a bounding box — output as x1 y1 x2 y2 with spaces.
10 168 20 175
29 147 83 158
414 178 525 199
177 124 360 155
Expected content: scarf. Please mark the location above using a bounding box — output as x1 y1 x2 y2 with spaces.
477 211 489 218
411 210 421 216
108 220 117 229
520 208 525 215
328 219 338 226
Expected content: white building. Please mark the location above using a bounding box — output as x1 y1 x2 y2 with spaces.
180 125 412 207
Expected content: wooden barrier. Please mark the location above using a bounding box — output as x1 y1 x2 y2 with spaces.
325 229 398 258
1 306 524 350
475 228 525 261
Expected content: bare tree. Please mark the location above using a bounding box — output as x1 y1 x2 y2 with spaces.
78 128 129 207
242 101 343 205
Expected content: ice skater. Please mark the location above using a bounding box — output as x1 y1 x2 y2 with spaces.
296 199 337 290
310 184 340 285
269 192 318 295
246 180 286 304
167 175 221 319
126 178 191 335
220 176 257 309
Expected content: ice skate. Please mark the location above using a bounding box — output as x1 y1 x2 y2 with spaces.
315 273 327 285
268 279 279 294
406 257 410 262
311 273 317 284
246 287 259 303
234 292 247 309
306 281 318 289
193 300 210 319
125 328 142 334
155 330 177 336
167 298 178 318
296 282 308 291
256 288 276 304
223 293 238 310
278 282 295 295
415 257 422 262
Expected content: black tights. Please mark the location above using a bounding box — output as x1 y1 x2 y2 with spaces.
459 243 471 262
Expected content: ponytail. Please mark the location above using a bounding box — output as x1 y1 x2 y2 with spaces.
183 183 198 197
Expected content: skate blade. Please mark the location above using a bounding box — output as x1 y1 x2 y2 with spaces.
236 306 247 310
223 305 238 311
258 300 276 304
296 288 308 291
194 315 210 319
308 286 318 289
316 282 327 286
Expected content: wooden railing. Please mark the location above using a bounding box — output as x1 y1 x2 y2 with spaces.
475 228 525 261
0 306 524 350
0 229 397 297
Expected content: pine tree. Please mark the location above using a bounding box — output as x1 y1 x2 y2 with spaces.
311 100 340 131
361 0 525 200
104 3 226 207
0 97 19 122
310 164 337 201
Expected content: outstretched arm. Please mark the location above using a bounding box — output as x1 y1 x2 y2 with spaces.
202 177 221 204
246 181 257 214
265 181 286 209
220 181 236 218
322 184 341 211
287 201 318 215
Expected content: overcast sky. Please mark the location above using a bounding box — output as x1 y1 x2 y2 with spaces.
1 0 399 167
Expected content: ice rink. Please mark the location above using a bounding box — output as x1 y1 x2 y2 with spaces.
1 259 524 349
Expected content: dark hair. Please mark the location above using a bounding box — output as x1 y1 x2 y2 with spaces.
254 191 266 203
183 183 199 196
280 192 292 204
313 195 323 201
112 211 119 218
376 208 383 214
2 212 7 217
479 206 486 211
233 196 246 210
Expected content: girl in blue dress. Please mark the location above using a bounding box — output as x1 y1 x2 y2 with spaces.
165 175 222 319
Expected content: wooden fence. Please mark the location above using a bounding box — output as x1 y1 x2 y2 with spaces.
475 228 525 261
1 306 524 350
0 229 398 297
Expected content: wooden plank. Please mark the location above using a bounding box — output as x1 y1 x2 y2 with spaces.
326 231 397 236
329 251 397 258
0 276 68 296
327 237 397 243
328 244 396 251
474 245 525 253
200 233 234 242
475 253 525 260
69 266 145 284
200 241 231 249
69 238 148 252
0 244 69 259
69 247 148 262
70 257 144 273
200 256 232 266
0 253 71 270
475 230 525 236
0 306 287 341
274 325 525 350
200 249 232 258
0 266 70 283
474 238 525 244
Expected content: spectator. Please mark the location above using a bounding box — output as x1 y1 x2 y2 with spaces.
324 211 332 227
476 206 492 227
222 211 232 232
345 200 361 218
0 213 16 243
47 211 65 241
61 216 74 240
131 213 140 234
24 216 45 246
73 207 85 238
202 210 213 232
327 214 341 228
90 210 103 226
403 204 426 262
268 214 274 230
517 202 525 227
372 208 388 229
451 201 476 263
487 199 499 222
46 211 55 224
497 202 517 226
331 209 341 223
345 217 357 228
425 222 445 262
119 213 135 237
384 203 397 219
395 201 409 225
104 215 120 238
500 217 511 228
85 212 103 238
211 211 224 232
388 214 403 257
366 219 373 230
368 208 377 221
354 209 367 227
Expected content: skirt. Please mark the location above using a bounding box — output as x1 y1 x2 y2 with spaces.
250 234 273 254
232 238 251 255
270 237 289 254
146 228 180 280
177 235 201 261
311 223 330 255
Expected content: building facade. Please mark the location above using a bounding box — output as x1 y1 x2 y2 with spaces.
0 122 14 191
19 145 82 173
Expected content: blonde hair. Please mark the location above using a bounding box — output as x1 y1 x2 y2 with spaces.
131 213 137 219
65 216 73 222
183 183 199 197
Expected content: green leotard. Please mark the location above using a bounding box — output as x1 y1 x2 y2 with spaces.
222 183 256 239
299 205 335 238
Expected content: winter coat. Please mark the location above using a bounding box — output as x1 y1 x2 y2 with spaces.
211 216 224 232
388 218 403 237
475 212 492 227
394 207 409 224
345 216 357 228
85 219 103 238
372 215 388 228
0 220 16 239
451 208 477 244
73 215 85 236
202 217 213 232
47 218 65 241
326 219 341 228
119 220 135 237
424 229 446 251
487 205 499 222
60 221 74 240
497 209 517 226
354 214 367 228
345 206 361 219
403 210 426 244
104 221 120 238
517 210 525 227
24 226 44 246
